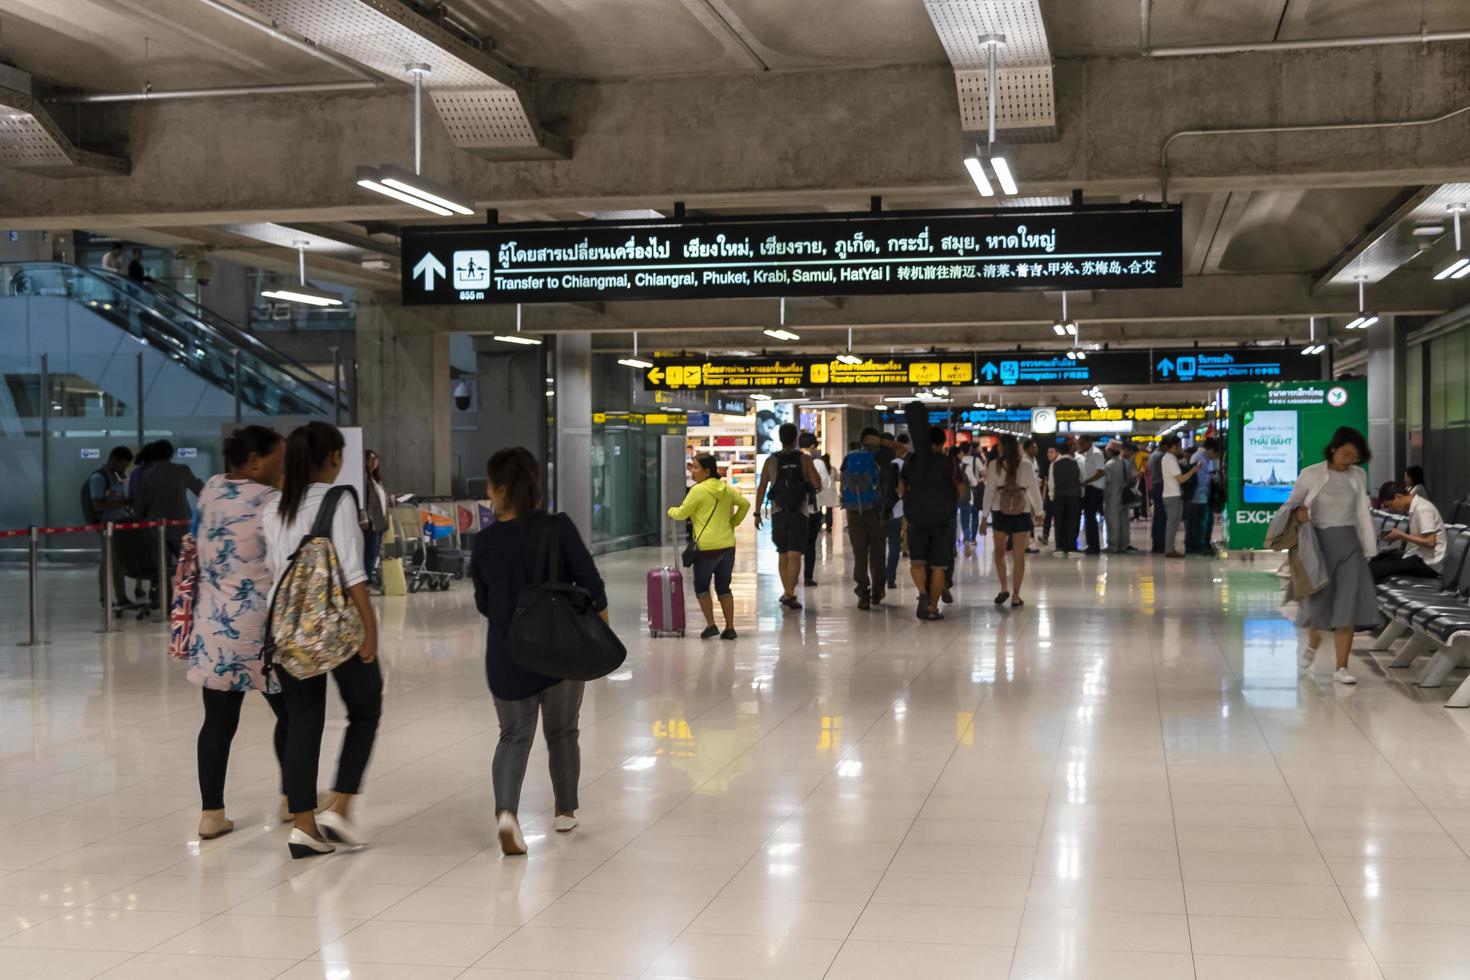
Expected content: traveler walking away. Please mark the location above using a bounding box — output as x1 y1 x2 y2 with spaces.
668 454 750 638
1077 435 1107 554
1371 481 1445 583
817 452 839 532
471 447 608 855
1289 427 1378 684
901 401 965 620
126 247 154 285
263 422 382 859
1022 439 1042 554
1049 442 1083 557
1186 438 1221 555
1403 465 1428 500
959 442 985 557
186 426 289 840
980 434 1044 608
1148 442 1167 554
101 242 125 275
1133 443 1152 521
1039 444 1057 546
1159 436 1201 558
361 449 389 587
1103 443 1136 554
800 432 831 586
84 445 134 612
754 423 822 611
883 433 909 590
841 428 889 609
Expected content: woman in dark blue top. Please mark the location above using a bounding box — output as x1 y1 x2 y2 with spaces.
471 447 608 856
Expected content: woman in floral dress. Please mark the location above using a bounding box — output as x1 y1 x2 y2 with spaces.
186 425 288 839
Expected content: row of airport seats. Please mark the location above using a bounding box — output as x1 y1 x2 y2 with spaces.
1369 508 1470 706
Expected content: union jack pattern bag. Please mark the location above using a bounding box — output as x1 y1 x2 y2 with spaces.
168 533 200 661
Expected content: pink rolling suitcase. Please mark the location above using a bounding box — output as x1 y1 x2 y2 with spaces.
647 566 686 637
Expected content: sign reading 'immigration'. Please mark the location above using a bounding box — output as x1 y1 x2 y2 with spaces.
401 205 1183 305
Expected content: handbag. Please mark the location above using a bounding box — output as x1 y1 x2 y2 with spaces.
167 532 200 661
680 488 717 568
506 514 627 682
263 486 365 680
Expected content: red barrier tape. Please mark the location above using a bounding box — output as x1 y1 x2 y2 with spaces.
0 519 189 539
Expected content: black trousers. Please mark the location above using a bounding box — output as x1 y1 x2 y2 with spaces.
1042 498 1054 540
1082 486 1104 552
804 512 825 581
1053 496 1082 554
198 687 288 811
275 655 383 815
1369 553 1438 583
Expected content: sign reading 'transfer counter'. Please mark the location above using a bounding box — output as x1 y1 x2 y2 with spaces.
401 205 1183 305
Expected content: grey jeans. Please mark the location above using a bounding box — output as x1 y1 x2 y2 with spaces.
1163 497 1183 554
492 680 585 814
1105 500 1131 553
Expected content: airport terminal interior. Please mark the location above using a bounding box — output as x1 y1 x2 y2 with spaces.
6 1 1470 978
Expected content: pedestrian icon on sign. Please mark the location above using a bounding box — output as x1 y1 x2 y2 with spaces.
453 250 491 289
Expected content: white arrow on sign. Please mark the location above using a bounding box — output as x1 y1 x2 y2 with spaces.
413 252 447 290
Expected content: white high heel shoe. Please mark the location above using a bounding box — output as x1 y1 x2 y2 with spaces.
287 828 336 860
316 809 368 847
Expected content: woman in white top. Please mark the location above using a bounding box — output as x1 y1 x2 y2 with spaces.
979 434 1045 608
815 452 839 532
262 421 382 859
1287 426 1378 685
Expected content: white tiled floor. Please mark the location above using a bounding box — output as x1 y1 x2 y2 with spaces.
8 523 1470 978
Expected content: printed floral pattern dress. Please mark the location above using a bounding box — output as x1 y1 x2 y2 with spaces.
186 475 280 693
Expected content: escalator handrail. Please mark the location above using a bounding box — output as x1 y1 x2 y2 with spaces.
0 261 337 415
2 262 345 411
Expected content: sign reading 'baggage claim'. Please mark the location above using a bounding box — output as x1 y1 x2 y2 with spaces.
645 356 975 391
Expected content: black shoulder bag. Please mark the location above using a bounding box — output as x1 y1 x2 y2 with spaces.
681 485 718 568
505 514 627 682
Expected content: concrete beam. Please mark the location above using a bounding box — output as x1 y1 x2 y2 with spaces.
3 43 1469 225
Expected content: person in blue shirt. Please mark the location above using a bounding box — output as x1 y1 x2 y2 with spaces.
1186 438 1221 556
87 446 134 609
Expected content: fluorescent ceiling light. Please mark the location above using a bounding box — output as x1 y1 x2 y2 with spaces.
1065 323 1078 336
618 357 653 369
1415 224 1447 237
355 174 454 217
1356 314 1379 329
1434 257 1470 280
1052 323 1066 336
1076 350 1087 360
378 169 475 216
260 286 343 307
990 156 1019 196
836 354 864 365
1455 263 1470 280
1344 315 1366 330
751 393 773 401
1301 344 1325 355
763 328 800 341
963 157 995 197
493 334 542 345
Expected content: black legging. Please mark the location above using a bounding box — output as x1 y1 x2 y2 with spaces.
275 655 383 815
198 687 288 811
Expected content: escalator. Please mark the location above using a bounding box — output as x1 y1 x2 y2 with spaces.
1 261 345 418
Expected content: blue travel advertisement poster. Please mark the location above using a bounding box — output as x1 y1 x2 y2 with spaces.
1241 410 1298 503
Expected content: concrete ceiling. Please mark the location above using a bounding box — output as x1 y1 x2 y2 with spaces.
1 0 1468 354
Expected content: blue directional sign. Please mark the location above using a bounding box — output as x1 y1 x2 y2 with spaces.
971 351 1152 387
1151 349 1320 384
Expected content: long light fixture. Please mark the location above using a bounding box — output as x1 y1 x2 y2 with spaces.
1052 292 1076 337
618 331 653 369
493 334 541 346
1065 321 1087 360
356 64 475 217
763 297 800 341
261 240 344 307
1301 316 1326 356
1343 276 1378 330
1434 203 1470 280
837 327 863 364
960 35 1018 199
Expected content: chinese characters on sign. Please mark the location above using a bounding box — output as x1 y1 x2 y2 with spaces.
402 206 1183 305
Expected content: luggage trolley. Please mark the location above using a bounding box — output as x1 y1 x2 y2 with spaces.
389 503 453 592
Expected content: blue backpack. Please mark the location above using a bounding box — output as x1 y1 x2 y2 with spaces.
841 450 881 511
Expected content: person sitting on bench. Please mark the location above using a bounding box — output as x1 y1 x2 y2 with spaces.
1371 481 1445 583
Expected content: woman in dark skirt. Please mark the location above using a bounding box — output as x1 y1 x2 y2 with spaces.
1288 427 1379 684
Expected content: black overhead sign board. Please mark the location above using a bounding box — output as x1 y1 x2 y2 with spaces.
643 348 1320 391
400 205 1183 305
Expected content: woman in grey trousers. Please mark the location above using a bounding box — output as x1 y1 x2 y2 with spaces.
470 447 609 856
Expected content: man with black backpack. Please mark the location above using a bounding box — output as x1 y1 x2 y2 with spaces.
83 445 134 611
841 427 888 610
755 422 822 611
900 402 966 620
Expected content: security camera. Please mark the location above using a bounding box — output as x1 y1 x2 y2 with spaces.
193 258 214 286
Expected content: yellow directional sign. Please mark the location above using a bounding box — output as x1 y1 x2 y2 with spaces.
646 367 664 385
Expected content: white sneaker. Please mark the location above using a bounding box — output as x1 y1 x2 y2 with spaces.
1299 645 1318 671
498 811 527 856
554 812 578 833
1334 667 1358 685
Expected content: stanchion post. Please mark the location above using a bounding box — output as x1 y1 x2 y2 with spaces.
157 522 168 621
97 522 116 634
18 525 46 647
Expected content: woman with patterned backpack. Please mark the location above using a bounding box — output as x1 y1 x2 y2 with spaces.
175 425 288 841
262 421 382 859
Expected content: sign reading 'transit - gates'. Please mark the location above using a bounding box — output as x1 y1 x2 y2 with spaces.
400 205 1183 305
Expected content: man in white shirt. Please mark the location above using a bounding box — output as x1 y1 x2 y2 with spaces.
1159 435 1201 558
1077 435 1107 554
1372 481 1447 582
